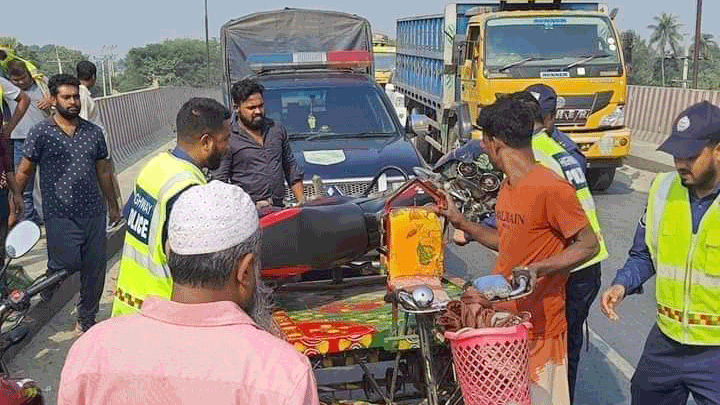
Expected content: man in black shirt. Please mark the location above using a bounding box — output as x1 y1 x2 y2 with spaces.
212 79 304 207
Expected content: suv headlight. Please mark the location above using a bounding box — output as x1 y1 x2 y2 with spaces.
599 105 625 127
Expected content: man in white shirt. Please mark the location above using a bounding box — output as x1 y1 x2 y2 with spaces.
6 59 50 224
76 60 121 229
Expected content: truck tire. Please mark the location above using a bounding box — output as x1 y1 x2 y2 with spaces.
587 168 616 191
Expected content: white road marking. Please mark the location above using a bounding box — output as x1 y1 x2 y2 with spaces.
588 327 637 381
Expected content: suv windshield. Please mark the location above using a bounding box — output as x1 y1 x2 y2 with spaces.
264 85 397 137
485 16 621 75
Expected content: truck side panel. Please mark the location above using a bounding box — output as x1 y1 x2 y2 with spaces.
395 3 490 117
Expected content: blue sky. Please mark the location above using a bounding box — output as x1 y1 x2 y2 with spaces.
0 0 715 58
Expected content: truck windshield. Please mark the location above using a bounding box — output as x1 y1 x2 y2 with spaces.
263 86 397 137
374 53 396 71
484 16 622 74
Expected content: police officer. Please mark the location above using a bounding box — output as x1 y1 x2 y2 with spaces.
111 97 231 317
602 101 720 404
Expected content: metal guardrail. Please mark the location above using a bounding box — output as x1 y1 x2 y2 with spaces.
626 85 720 145
96 86 222 164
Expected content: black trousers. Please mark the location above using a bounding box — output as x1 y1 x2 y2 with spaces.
632 324 720 405
45 215 106 329
565 262 602 404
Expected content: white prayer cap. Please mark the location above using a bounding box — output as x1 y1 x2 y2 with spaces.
168 180 259 255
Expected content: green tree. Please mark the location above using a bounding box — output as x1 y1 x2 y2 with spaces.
690 33 718 61
0 37 88 77
114 38 222 92
648 12 683 87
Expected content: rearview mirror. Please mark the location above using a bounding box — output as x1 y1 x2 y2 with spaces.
609 8 619 21
409 114 432 138
5 220 41 259
452 102 474 143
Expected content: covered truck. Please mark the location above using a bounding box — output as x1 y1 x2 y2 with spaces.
394 0 631 190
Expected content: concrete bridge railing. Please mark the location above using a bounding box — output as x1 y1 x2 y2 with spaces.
626 85 720 145
96 86 222 165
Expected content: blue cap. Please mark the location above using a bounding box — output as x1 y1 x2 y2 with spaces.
525 84 557 117
657 101 720 159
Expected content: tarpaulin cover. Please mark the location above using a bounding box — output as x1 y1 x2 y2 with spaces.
221 8 372 82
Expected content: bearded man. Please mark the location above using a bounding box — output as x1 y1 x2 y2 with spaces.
212 78 305 208
15 74 120 332
111 97 232 317
60 181 320 405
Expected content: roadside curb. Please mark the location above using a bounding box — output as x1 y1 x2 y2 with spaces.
3 226 126 363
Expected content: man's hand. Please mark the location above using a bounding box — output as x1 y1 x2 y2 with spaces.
9 191 23 226
601 285 626 321
108 204 121 227
431 192 466 229
512 266 538 296
37 96 53 111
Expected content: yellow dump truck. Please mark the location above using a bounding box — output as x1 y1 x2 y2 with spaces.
394 0 631 190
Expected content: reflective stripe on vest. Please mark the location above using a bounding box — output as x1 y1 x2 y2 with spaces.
645 172 720 345
532 131 609 271
111 153 206 317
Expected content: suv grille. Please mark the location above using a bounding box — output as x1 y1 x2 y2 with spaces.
285 181 380 203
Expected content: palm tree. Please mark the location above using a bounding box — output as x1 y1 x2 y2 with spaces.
648 12 683 86
690 33 718 61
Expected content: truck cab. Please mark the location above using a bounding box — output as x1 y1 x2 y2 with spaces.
462 5 629 189
395 1 631 190
221 9 424 203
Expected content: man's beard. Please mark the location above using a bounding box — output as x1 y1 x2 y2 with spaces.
239 113 264 130
56 105 80 119
206 147 224 171
680 166 716 189
242 258 278 336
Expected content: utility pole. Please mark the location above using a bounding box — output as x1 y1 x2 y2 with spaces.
692 0 703 88
99 47 107 97
55 45 63 73
204 0 211 85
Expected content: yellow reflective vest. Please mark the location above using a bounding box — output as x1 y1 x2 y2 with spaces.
532 130 609 270
111 152 206 317
645 172 720 345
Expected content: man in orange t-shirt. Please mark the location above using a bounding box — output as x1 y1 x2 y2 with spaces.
434 97 599 405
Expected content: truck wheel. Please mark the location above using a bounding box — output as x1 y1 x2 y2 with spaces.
587 168 616 191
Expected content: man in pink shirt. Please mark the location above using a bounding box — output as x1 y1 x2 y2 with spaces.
58 180 320 405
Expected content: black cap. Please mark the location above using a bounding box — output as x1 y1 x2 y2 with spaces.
657 101 720 159
525 84 557 117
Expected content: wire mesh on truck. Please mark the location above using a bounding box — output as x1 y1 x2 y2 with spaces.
445 322 532 405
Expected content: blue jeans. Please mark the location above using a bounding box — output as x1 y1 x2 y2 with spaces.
13 140 41 224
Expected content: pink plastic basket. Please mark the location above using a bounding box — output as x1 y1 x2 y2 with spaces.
445 323 532 405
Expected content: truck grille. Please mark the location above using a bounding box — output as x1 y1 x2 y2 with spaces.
555 91 613 126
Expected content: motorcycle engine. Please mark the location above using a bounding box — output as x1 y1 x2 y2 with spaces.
440 154 503 223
